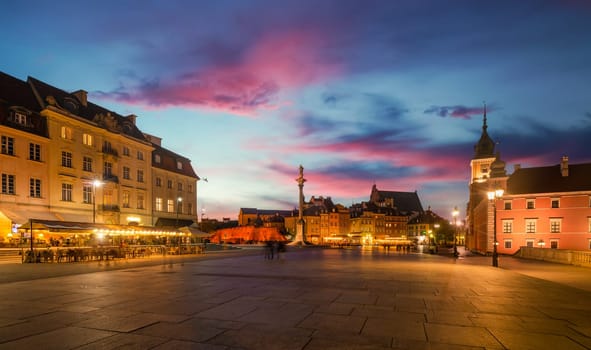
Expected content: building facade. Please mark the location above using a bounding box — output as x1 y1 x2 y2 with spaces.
0 71 199 245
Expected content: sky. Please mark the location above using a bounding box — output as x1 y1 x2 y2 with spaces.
2 0 590 221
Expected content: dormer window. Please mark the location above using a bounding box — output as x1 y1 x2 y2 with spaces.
154 154 161 164
177 161 183 170
9 111 28 126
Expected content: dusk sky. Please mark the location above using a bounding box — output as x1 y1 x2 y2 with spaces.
2 0 590 220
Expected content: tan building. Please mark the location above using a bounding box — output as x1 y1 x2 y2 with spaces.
0 71 199 246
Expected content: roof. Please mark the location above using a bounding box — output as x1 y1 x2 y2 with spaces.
0 72 49 138
152 142 199 179
240 208 295 217
507 162 591 194
27 76 148 142
370 185 424 215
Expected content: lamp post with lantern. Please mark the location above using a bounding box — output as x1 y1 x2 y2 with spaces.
487 189 504 267
452 207 459 258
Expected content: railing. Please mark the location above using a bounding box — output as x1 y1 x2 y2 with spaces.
100 204 120 212
101 146 119 157
519 246 591 267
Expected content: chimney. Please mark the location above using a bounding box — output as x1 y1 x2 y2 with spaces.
72 89 88 107
561 156 569 177
126 114 137 125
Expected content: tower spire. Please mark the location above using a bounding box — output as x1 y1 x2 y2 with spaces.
483 101 487 130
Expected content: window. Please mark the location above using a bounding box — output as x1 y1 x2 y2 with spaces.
177 161 183 170
83 133 93 146
123 166 131 180
167 199 174 213
137 169 144 183
61 183 73 201
104 162 112 177
550 240 558 249
550 218 561 233
123 146 130 156
178 182 183 191
29 143 41 161
155 177 162 187
504 201 512 210
167 180 172 189
526 199 535 209
526 239 534 248
137 193 145 209
1 174 15 194
61 126 73 140
155 197 163 211
137 151 144 160
154 154 161 163
82 184 92 204
502 220 513 233
504 240 512 249
61 151 73 168
188 184 193 193
589 240 591 250
525 219 537 233
551 199 559 208
11 111 28 125
1 136 15 155
29 178 41 198
122 191 130 208
83 156 93 172
188 202 193 215
177 200 183 214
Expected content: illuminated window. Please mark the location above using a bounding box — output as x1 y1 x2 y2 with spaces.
83 133 93 146
1 174 15 194
61 151 73 168
61 183 73 201
1 136 15 155
504 240 512 249
137 193 145 209
550 240 558 249
83 156 93 172
61 126 73 140
525 219 536 233
551 199 559 208
29 143 41 161
122 191 130 208
155 197 163 211
502 220 513 233
123 166 130 180
167 199 174 213
137 169 144 183
82 184 92 204
526 199 535 209
29 178 41 198
550 218 561 233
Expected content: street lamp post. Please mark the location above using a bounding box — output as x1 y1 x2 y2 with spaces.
487 189 504 267
452 207 459 258
92 180 102 224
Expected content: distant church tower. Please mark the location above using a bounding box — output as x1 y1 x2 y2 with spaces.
466 104 507 253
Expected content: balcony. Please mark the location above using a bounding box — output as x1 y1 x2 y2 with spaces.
100 204 120 212
101 146 119 157
102 174 119 183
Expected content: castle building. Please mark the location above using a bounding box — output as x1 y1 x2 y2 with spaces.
0 71 199 245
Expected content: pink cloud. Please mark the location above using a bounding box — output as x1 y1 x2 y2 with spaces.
98 29 343 115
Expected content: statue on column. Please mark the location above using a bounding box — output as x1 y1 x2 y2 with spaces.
291 165 307 245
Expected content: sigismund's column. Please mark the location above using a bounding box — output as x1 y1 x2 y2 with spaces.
293 165 306 244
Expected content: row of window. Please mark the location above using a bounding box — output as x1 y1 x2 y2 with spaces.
154 197 193 214
502 218 565 233
61 127 146 160
155 177 193 192
502 198 591 210
2 175 42 198
1 137 42 161
503 239 566 249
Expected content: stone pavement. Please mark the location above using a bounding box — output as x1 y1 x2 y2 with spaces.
0 248 590 349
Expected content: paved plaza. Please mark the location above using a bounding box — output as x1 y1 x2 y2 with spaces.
0 248 590 349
